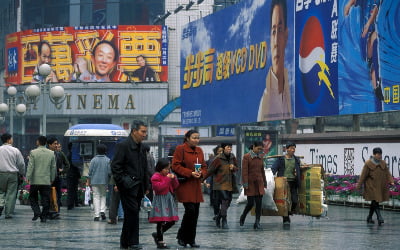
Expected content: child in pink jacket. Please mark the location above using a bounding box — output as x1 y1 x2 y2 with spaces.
149 158 179 249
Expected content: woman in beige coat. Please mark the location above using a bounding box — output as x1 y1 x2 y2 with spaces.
240 141 267 229
357 147 394 225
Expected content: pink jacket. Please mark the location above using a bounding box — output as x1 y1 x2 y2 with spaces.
151 172 179 195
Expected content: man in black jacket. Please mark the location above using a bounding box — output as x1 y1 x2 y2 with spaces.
111 120 148 250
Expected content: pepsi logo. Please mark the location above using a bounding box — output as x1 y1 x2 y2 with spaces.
299 16 325 104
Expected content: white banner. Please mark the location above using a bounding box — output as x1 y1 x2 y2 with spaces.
295 143 400 177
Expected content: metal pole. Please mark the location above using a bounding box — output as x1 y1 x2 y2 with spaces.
42 85 47 136
9 101 13 136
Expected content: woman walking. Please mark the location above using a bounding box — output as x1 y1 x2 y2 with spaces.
172 130 207 248
239 141 266 229
357 147 394 225
206 142 238 229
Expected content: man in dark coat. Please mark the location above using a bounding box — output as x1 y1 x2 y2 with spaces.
272 142 302 225
111 120 149 250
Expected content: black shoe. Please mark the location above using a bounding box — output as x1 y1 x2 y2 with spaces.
100 212 106 221
239 214 245 226
94 217 100 221
189 243 200 248
177 239 187 247
215 215 221 228
67 206 74 210
32 215 40 221
128 245 142 250
5 215 13 219
221 217 229 229
253 222 261 230
366 216 375 224
40 216 47 223
49 213 60 220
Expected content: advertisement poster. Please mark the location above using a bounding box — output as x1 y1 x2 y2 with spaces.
294 0 339 118
339 0 400 114
180 0 295 126
243 129 278 165
5 25 168 85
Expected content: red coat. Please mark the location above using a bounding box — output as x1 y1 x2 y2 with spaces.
172 143 207 203
241 152 266 196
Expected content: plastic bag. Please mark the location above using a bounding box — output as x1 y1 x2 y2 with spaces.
142 195 152 211
262 168 277 211
84 186 91 205
236 186 247 204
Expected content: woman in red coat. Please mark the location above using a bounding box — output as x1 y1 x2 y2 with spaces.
240 141 267 229
172 130 207 248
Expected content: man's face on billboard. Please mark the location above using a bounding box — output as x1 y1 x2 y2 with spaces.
39 43 51 65
270 4 288 76
93 43 116 77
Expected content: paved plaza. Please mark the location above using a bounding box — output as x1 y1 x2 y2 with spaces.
1 195 399 250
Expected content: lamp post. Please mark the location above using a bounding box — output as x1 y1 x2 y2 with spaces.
0 86 27 136
24 63 65 136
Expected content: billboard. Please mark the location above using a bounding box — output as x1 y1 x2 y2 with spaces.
5 25 168 84
180 0 400 127
338 0 400 114
180 0 295 126
294 0 338 118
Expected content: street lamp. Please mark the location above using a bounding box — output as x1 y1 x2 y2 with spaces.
0 86 27 135
24 63 66 136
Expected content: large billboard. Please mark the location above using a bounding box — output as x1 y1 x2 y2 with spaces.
5 25 168 84
294 0 338 118
180 0 295 126
339 0 400 114
180 0 400 127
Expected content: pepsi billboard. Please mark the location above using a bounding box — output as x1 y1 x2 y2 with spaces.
295 1 339 118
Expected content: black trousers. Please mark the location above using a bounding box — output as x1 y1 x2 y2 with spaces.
119 187 142 248
109 187 121 221
29 185 51 217
177 202 200 244
67 176 80 208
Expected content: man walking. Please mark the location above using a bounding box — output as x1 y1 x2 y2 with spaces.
26 136 56 222
0 133 25 219
111 120 149 250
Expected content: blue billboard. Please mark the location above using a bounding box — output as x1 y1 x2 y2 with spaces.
180 0 295 126
295 0 339 118
339 0 400 114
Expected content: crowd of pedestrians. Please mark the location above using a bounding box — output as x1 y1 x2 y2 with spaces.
0 120 395 249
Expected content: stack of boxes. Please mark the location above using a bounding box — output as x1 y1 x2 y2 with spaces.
298 165 324 217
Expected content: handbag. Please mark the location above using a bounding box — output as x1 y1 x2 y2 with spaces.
50 187 59 213
84 186 91 205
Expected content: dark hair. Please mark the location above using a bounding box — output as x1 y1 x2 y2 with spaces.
131 120 146 133
286 142 296 149
142 144 150 152
136 55 146 62
253 141 263 148
96 144 107 155
270 0 287 29
373 147 382 155
155 158 170 172
47 137 58 145
221 142 232 149
92 40 118 61
184 129 199 143
37 136 47 146
38 41 51 55
213 145 222 155
1 133 12 144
